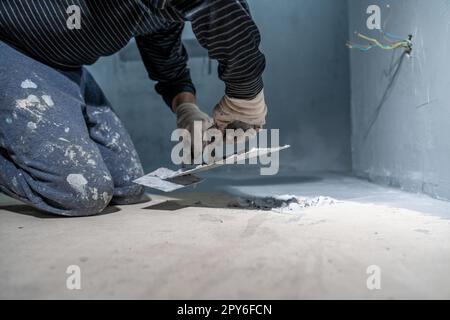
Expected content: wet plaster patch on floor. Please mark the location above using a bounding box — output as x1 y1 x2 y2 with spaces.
228 195 340 213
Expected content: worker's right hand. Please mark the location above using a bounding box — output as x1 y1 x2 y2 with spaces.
174 102 213 161
175 102 213 136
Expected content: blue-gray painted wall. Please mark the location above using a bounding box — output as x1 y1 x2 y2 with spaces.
348 0 450 200
88 0 450 201
88 0 352 173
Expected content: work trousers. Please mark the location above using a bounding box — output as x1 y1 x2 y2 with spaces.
0 41 147 216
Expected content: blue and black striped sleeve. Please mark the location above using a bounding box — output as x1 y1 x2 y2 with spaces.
138 0 266 107
181 0 266 100
136 21 196 108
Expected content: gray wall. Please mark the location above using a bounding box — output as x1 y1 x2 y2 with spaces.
88 0 351 173
348 0 450 200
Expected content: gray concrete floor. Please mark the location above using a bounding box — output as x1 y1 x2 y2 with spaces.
1 172 450 299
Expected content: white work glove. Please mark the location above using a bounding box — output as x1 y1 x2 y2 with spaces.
213 90 267 143
174 103 213 161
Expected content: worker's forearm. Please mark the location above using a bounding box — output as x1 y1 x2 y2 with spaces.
172 92 197 113
183 0 266 100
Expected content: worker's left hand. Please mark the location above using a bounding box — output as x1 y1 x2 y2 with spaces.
213 90 267 143
213 90 267 132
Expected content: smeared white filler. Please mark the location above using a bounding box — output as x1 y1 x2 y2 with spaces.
66 174 88 196
41 95 54 107
21 79 38 89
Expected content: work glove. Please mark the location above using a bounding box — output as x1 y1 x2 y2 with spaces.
213 90 267 144
174 103 214 162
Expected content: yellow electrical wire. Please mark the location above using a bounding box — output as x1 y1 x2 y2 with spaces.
357 32 408 50
347 31 411 52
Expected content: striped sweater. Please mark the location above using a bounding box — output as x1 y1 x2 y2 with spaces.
0 0 266 107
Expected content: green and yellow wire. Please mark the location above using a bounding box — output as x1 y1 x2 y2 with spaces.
347 31 412 53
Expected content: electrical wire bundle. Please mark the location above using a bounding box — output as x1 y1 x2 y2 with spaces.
347 30 413 53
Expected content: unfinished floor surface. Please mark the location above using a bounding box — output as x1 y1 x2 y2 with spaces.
1 173 449 299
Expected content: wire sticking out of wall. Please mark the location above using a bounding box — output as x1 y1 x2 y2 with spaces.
347 30 413 55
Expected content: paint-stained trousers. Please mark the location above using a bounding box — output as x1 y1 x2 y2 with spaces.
0 41 148 216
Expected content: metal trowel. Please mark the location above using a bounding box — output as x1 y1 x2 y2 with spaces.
133 121 290 192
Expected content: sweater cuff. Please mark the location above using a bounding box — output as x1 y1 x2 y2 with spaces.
225 76 264 100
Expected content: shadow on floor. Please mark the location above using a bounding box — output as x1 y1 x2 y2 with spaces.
142 175 324 212
144 201 191 211
198 175 323 188
0 204 121 219
144 192 301 212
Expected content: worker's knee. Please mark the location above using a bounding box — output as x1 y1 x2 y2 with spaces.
60 172 114 217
